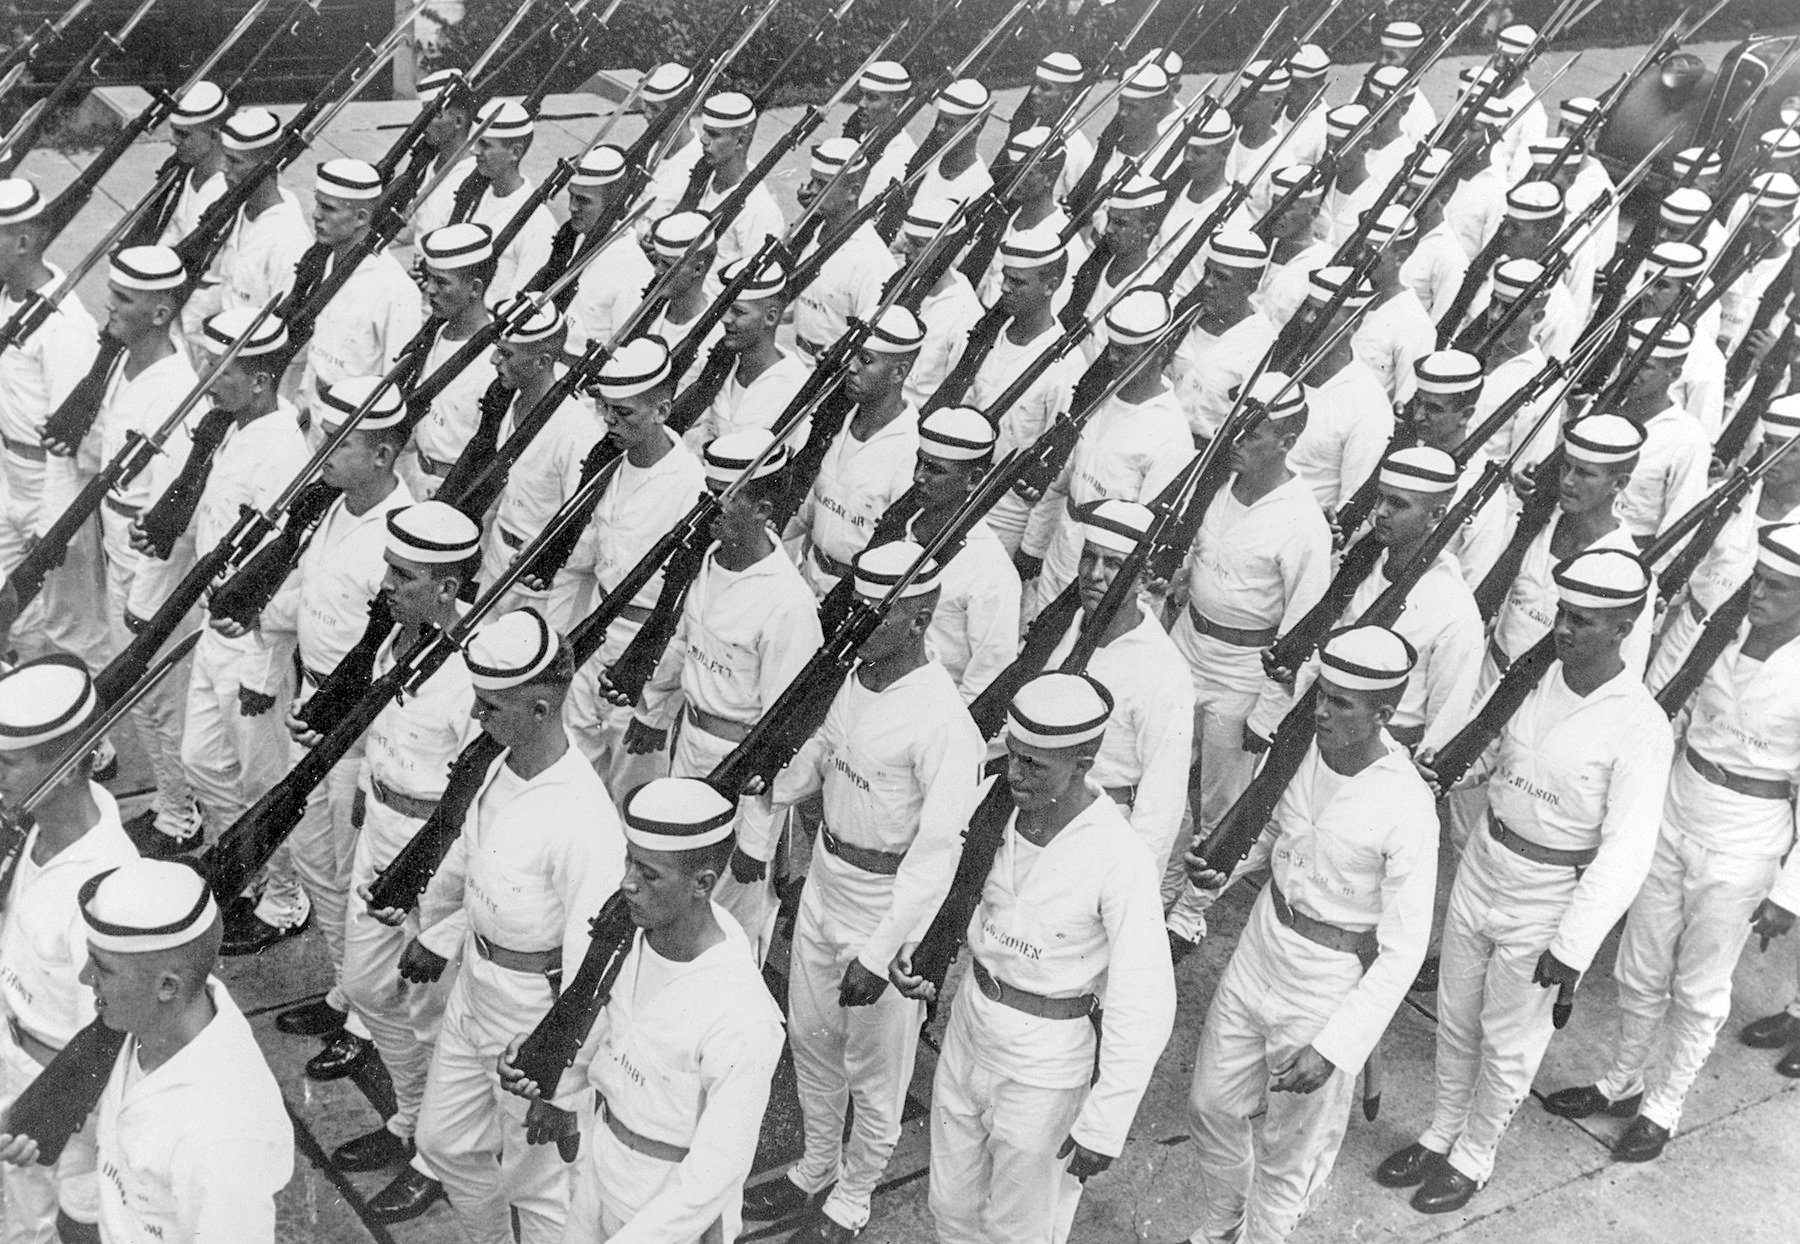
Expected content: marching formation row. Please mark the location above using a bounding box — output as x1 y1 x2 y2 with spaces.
0 2 1794 1242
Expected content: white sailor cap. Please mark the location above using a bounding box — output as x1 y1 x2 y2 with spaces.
1206 226 1268 271
1413 349 1483 395
1271 163 1323 201
1497 23 1537 55
80 860 218 956
1005 671 1113 750
0 179 42 225
1288 43 1331 79
703 428 790 485
936 78 989 117
1381 20 1425 49
859 59 912 94
1759 128 1800 159
420 222 494 271
1326 103 1369 139
1005 125 1061 161
720 253 786 301
1378 445 1459 494
172 81 229 127
109 245 185 292
572 144 627 187
1763 392 1800 442
1528 136 1575 166
1241 59 1290 95
1410 148 1452 187
1757 524 1800 579
1506 181 1564 220
1748 171 1800 211
1239 370 1306 420
1492 257 1547 301
999 224 1067 269
222 107 281 151
642 62 694 102
900 195 964 240
1365 64 1411 101
1559 96 1601 125
650 210 713 259
1563 413 1646 464
316 157 382 202
851 539 939 599
1104 286 1171 346
1647 240 1707 280
1106 174 1166 213
416 68 468 105
1671 146 1723 178
0 654 96 751
1659 186 1712 226
810 136 865 177
1627 316 1692 360
594 336 672 400
1123 63 1171 100
386 501 480 565
919 406 996 462
199 306 288 358
1320 624 1415 691
865 305 926 354
1306 265 1375 310
1477 95 1514 127
622 777 736 852
477 98 533 140
1078 498 1153 554
467 608 562 690
498 298 564 346
1553 547 1650 611
701 92 756 130
1036 52 1084 85
1363 203 1418 244
1188 107 1236 147
320 375 405 429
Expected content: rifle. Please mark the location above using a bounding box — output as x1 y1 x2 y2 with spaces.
6 296 279 629
0 0 98 101
222 0 320 98
0 0 162 178
1654 580 1753 718
0 632 200 1162
1650 433 1800 606
663 237 786 429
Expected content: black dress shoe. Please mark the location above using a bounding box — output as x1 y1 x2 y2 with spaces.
1411 954 1440 993
1612 1116 1670 1163
742 1175 826 1222
306 1033 374 1081
1744 1011 1800 1049
275 998 347 1037
1542 1085 1643 1119
365 1168 445 1225
330 1126 413 1172
1411 1163 1479 1215
222 906 307 957
1777 1043 1800 1078
1375 1141 1444 1188
785 1209 862 1243
1168 930 1198 966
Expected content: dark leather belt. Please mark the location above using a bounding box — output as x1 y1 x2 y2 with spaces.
6 1016 58 1066
301 665 329 687
415 449 457 477
819 824 905 875
499 525 525 549
1489 813 1597 870
686 701 752 742
1269 877 1378 960
1685 745 1796 802
1186 602 1279 648
595 1093 690 1162
2 436 44 461
1103 784 1136 809
473 932 562 979
811 544 852 579
1387 721 1424 749
970 958 1096 1021
370 775 441 820
796 336 825 358
102 494 140 518
1487 634 1512 674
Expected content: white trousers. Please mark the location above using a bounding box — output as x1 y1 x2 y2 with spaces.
100 528 196 831
342 796 452 1147
562 1120 731 1244
1418 833 1573 1183
417 956 574 1244
564 645 669 802
0 456 111 671
1187 896 1360 1244
1593 828 1781 1132
785 895 924 1231
0 1028 97 1244
927 1001 1088 1244
278 730 364 1008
